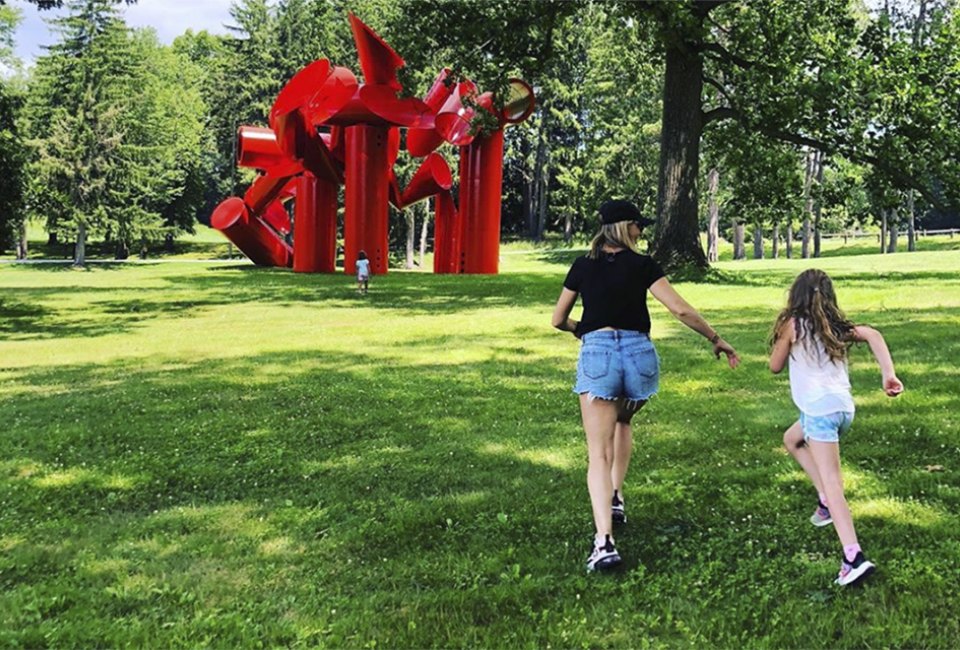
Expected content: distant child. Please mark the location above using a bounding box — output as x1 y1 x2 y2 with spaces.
769 269 903 587
356 250 370 295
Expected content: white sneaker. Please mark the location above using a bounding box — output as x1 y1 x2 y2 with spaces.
586 534 621 572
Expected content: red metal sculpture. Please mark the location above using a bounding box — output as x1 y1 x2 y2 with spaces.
211 13 535 275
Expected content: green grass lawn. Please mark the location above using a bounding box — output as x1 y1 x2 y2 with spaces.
1 247 959 648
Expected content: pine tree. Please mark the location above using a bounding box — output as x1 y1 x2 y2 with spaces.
21 1 134 264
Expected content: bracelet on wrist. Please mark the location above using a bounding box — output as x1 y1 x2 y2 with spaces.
709 332 721 345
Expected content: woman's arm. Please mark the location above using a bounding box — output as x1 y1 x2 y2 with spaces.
648 277 740 368
551 287 579 335
852 325 904 396
769 318 795 374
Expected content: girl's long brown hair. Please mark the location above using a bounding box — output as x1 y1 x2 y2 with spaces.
587 222 635 259
771 269 855 362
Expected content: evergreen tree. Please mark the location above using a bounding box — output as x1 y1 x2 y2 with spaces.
21 0 214 263
21 0 138 264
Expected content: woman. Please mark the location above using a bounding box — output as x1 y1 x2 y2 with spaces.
551 200 740 571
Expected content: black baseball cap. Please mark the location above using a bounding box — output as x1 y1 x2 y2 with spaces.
599 200 655 228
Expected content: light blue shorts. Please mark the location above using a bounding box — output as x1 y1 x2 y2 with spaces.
800 410 854 443
573 330 659 403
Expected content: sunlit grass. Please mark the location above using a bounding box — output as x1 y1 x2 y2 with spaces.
1 247 959 647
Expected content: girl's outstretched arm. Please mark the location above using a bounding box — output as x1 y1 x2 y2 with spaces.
769 318 795 374
852 325 904 396
649 277 740 368
552 288 579 335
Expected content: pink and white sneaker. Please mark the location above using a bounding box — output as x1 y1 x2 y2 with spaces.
835 551 876 586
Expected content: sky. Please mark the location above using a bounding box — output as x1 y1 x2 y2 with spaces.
9 0 236 66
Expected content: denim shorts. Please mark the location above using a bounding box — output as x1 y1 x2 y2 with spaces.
800 410 854 443
573 330 659 402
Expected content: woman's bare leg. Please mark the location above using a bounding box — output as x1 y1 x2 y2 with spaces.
611 399 646 493
580 394 619 537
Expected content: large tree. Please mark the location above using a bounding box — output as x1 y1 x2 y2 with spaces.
612 0 958 272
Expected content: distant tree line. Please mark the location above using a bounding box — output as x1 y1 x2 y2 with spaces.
0 0 957 270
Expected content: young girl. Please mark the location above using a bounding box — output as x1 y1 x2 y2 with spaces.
356 250 370 295
769 269 903 587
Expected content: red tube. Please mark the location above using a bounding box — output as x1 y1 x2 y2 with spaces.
304 65 360 125
293 172 338 273
407 69 453 157
433 190 462 274
236 126 299 175
262 199 291 237
436 81 479 147
322 86 431 127
502 79 536 124
344 124 390 275
401 153 452 206
300 120 344 185
244 174 294 215
211 197 292 267
271 59 357 132
348 12 405 91
459 129 504 274
327 126 346 162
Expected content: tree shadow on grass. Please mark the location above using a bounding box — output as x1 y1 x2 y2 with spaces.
7 259 959 342
2 267 566 341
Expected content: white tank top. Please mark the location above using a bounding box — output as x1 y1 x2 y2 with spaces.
788 321 855 416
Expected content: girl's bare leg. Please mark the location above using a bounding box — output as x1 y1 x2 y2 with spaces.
808 440 858 547
784 421 825 496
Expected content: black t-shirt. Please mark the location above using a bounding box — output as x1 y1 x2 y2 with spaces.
563 250 665 337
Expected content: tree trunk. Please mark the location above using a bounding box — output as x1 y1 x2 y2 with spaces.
524 176 534 238
531 105 551 242
17 221 28 260
802 148 815 258
405 209 415 269
906 190 916 252
887 206 898 253
651 41 707 272
813 151 823 258
520 137 535 239
880 208 888 253
707 167 719 263
74 222 86 266
786 223 793 259
752 225 763 259
536 163 550 241
48 231 59 246
115 240 129 260
771 223 780 259
419 199 430 267
734 221 745 260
